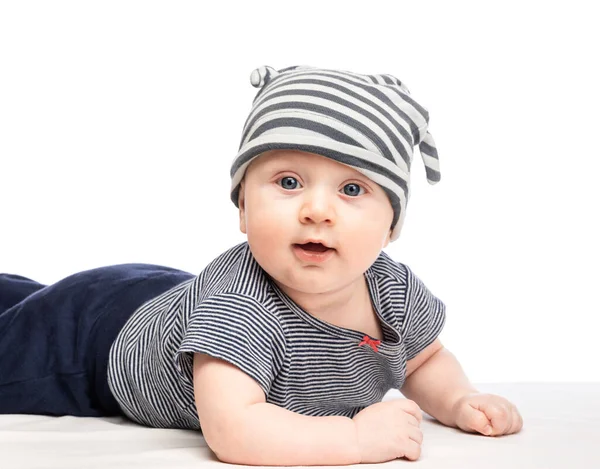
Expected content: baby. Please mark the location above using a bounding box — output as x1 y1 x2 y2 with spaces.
0 65 522 465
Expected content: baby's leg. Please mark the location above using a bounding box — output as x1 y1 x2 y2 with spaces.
0 264 193 418
0 268 114 417
0 273 46 314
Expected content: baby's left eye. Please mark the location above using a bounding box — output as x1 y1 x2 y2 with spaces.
342 183 365 197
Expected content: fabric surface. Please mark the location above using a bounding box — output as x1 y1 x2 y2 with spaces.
0 265 194 417
108 242 446 429
1 383 597 469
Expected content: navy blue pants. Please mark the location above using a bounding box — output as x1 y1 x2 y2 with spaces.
0 264 194 417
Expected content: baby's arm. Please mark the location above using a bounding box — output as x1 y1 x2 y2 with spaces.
401 338 478 427
192 353 361 466
401 338 523 436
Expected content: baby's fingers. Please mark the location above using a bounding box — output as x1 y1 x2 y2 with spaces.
509 406 524 434
397 399 422 423
456 403 492 435
485 403 512 435
457 395 523 436
482 401 525 436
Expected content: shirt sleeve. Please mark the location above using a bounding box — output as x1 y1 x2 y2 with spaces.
175 293 286 397
401 265 447 361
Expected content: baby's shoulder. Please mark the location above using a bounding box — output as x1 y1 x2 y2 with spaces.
190 242 279 315
196 242 270 296
199 241 251 279
369 250 411 285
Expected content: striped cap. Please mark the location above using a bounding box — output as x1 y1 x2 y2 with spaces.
230 65 441 242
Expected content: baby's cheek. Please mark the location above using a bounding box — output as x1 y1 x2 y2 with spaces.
245 211 291 269
248 212 288 241
344 226 387 268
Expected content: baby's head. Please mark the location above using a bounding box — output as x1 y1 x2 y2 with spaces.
229 65 441 294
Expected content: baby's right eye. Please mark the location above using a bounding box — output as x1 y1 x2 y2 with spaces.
279 176 301 190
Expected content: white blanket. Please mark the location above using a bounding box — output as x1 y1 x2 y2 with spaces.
1 383 598 468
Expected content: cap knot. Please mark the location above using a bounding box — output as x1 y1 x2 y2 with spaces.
249 66 279 88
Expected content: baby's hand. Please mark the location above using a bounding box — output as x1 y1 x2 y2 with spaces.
352 399 423 463
452 393 523 437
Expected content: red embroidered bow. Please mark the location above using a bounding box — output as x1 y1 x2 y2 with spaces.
359 335 381 352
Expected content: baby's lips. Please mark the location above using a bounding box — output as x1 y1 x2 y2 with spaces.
295 242 332 253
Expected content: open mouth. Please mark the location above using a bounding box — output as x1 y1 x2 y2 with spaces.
294 242 333 253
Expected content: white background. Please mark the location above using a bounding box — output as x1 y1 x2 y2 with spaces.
1 1 598 382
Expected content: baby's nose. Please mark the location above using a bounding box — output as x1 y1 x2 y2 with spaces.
298 194 336 225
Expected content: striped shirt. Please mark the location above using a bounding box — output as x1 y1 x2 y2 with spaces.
107 242 446 429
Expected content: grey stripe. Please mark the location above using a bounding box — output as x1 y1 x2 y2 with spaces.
240 101 400 165
250 81 415 162
424 166 441 183
419 140 439 159
308 71 424 143
253 73 421 148
246 70 423 149
386 86 429 123
247 116 363 147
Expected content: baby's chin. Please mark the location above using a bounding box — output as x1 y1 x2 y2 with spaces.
268 269 363 298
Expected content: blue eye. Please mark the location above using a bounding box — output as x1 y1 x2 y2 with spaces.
278 178 365 196
343 183 365 197
280 177 299 190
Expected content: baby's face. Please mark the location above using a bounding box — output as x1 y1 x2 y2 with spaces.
238 149 393 296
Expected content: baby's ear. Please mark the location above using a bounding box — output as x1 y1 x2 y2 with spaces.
383 228 392 248
238 181 247 234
